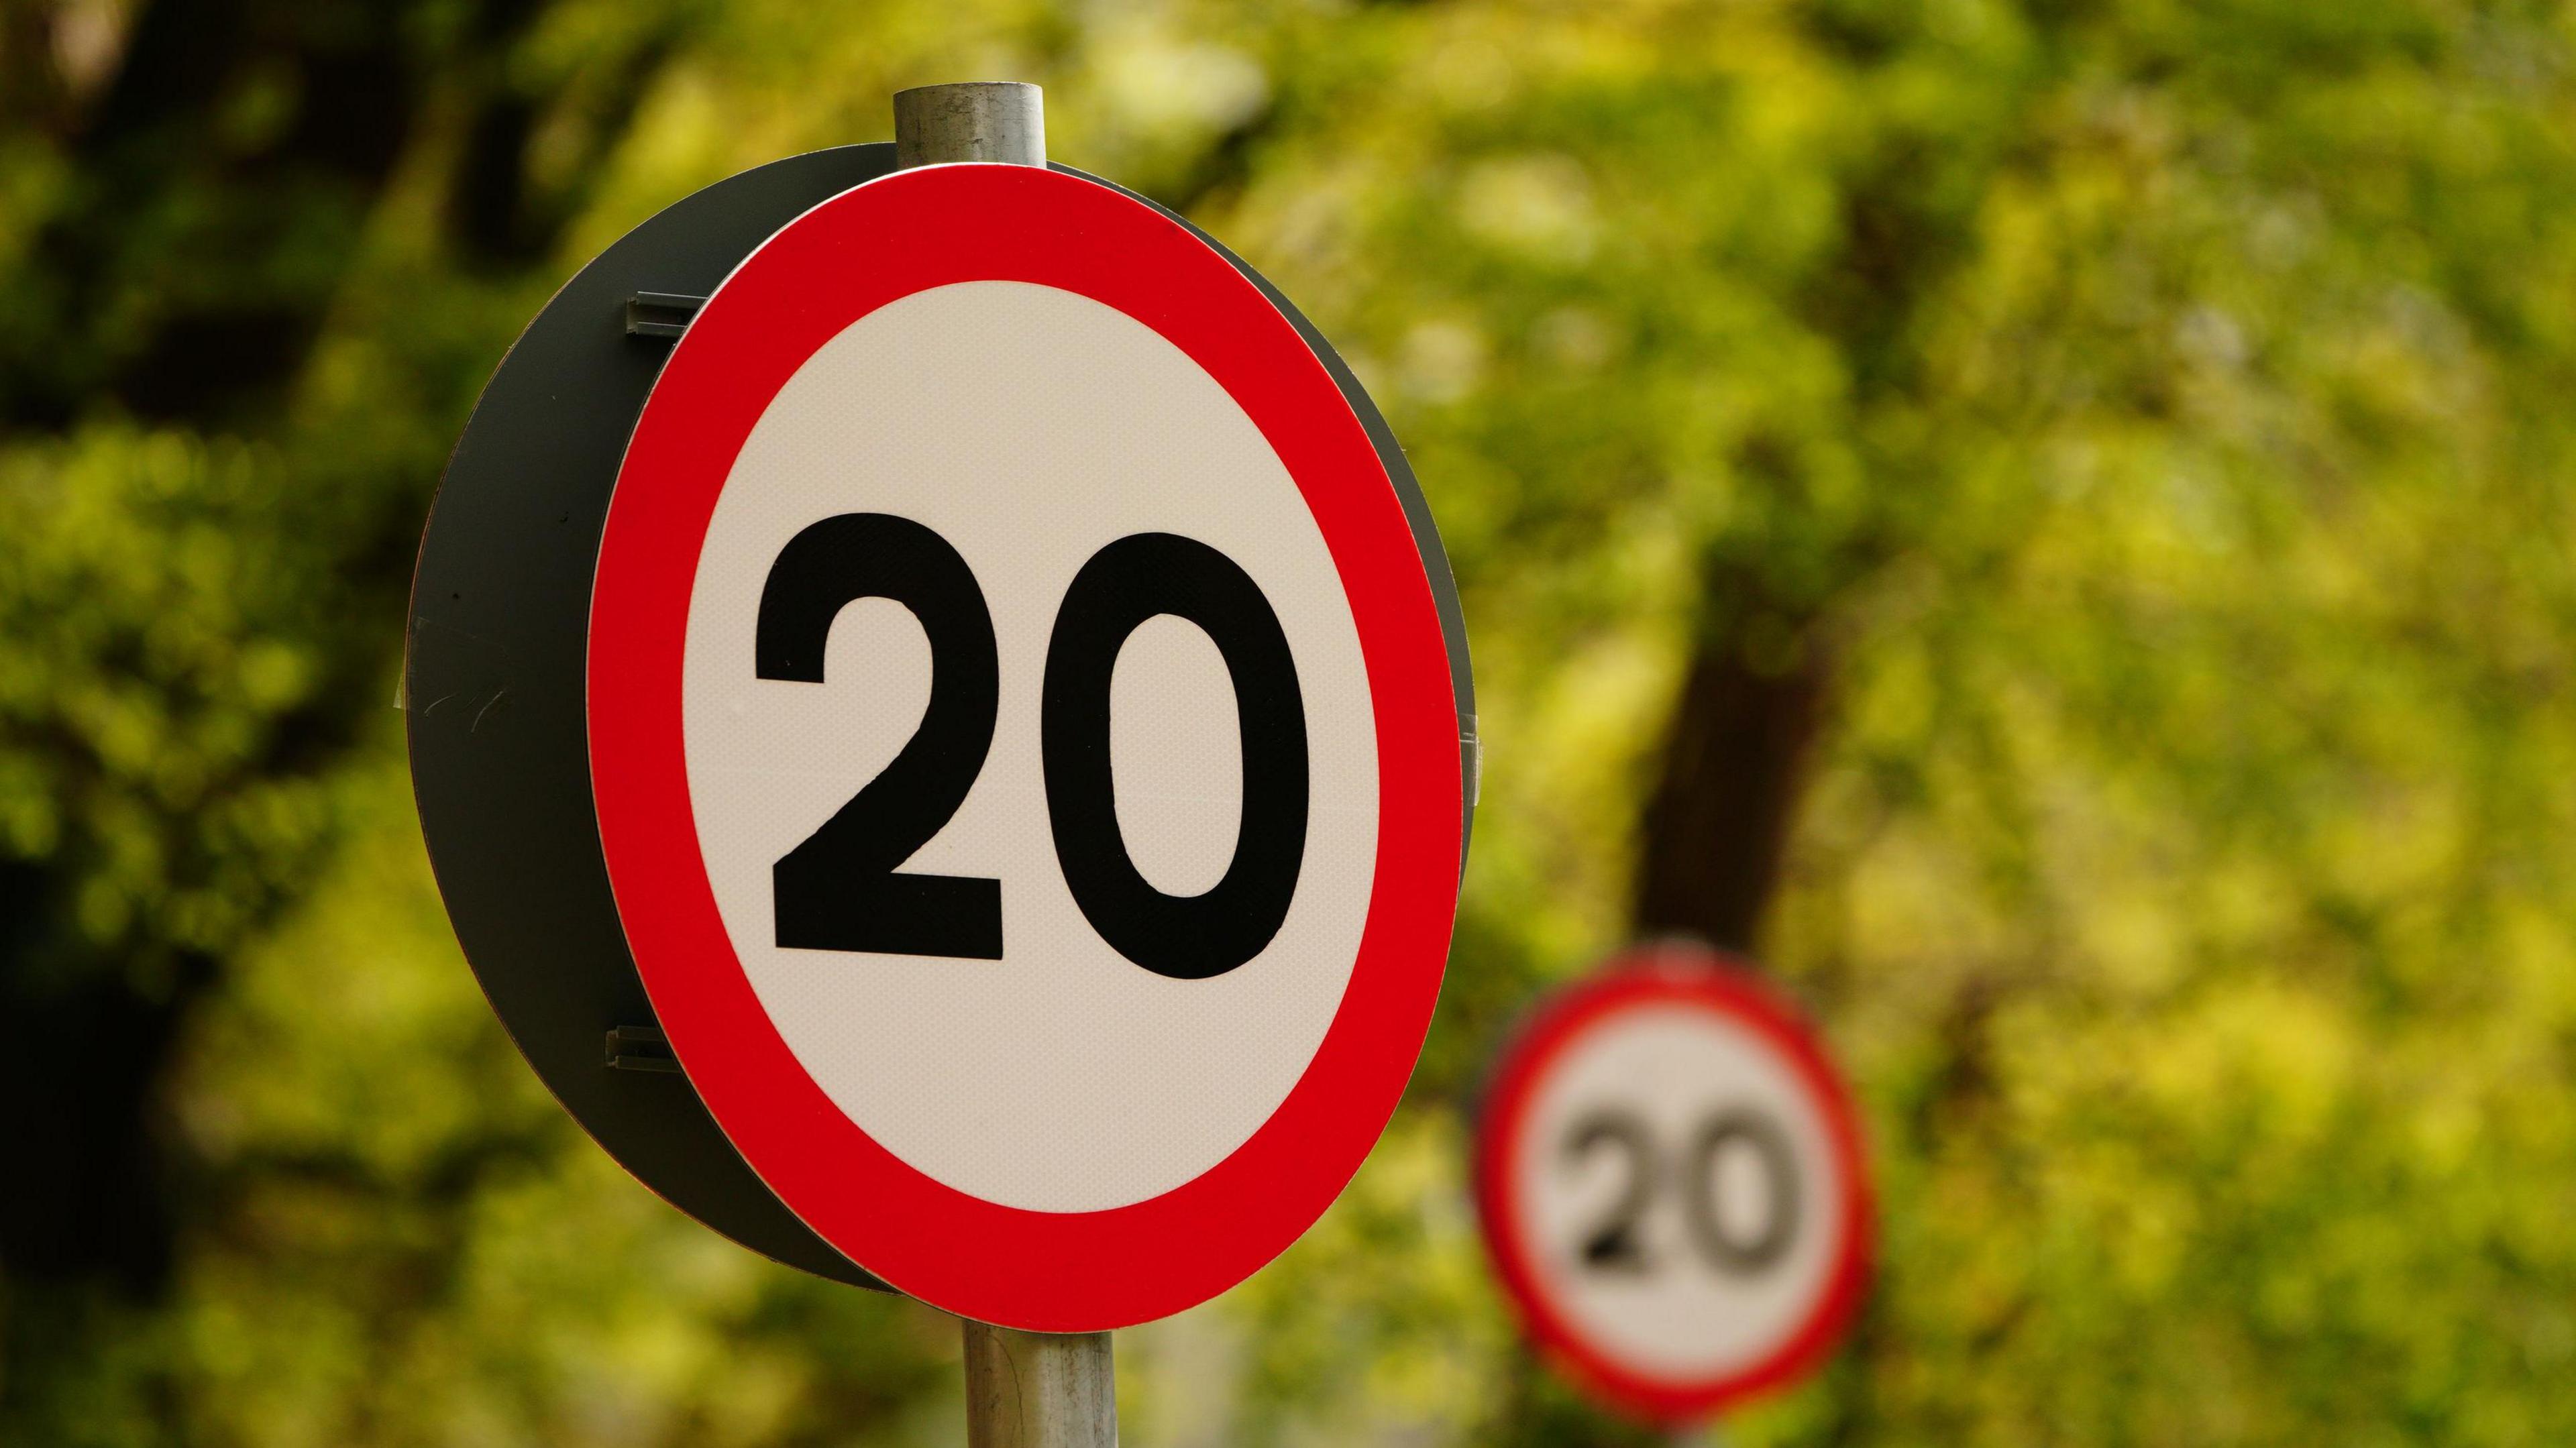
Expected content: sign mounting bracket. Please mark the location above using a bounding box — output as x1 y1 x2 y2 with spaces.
604 1025 681 1072
625 291 708 339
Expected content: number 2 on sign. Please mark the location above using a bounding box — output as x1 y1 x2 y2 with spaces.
753 512 1311 981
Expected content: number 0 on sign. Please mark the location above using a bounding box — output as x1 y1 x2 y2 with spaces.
1475 946 1872 1423
587 163 1466 1330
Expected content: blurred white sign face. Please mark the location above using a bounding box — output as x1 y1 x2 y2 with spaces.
1477 949 1870 1423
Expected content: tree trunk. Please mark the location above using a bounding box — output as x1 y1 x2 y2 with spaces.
1631 618 1831 954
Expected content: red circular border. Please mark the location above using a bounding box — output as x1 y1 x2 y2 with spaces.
587 164 1462 1330
1473 943 1874 1423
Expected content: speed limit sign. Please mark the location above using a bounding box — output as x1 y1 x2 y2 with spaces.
411 146 1473 1332
1474 944 1872 1422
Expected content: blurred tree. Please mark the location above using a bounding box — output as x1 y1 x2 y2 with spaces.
0 0 691 1436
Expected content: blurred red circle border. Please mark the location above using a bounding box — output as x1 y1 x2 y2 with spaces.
1473 942 1875 1424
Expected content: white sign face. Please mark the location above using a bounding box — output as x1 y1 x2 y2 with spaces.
587 161 1466 1331
680 280 1379 1213
1477 950 1870 1423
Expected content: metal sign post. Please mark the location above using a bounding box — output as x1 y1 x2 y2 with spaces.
892 80 1114 1448
962 1300 1115 1448
412 67 1470 1448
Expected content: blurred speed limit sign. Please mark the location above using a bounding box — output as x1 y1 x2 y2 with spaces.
412 150 1473 1332
1474 944 1872 1422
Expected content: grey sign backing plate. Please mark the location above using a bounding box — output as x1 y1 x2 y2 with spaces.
406 143 1472 1290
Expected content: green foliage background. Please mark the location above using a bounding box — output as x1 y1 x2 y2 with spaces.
7 0 2576 1443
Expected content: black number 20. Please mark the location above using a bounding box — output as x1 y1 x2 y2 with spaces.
1564 1105 1799 1277
754 514 1309 981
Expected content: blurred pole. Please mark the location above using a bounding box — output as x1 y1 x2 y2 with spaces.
900 86 1110 1448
